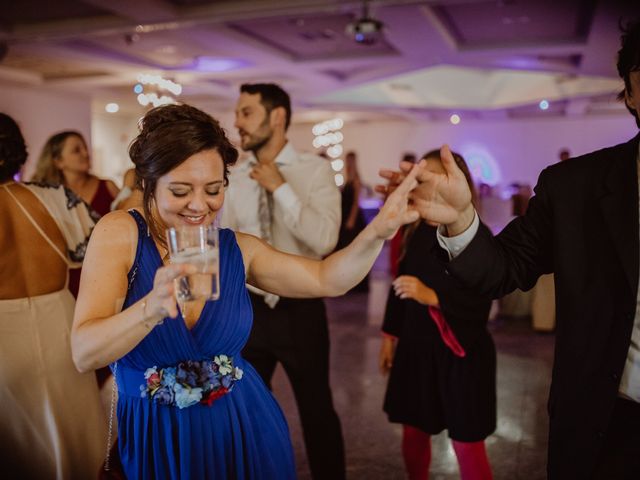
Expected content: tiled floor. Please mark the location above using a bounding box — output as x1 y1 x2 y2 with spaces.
271 268 555 480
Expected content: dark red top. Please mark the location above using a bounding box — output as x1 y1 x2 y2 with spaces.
68 179 115 299
90 178 115 217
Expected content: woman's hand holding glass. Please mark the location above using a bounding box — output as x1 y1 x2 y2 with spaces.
145 263 197 322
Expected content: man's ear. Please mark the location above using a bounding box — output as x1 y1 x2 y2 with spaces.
269 106 286 129
625 88 636 112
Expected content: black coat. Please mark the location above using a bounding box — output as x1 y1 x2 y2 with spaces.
448 133 640 479
382 222 495 441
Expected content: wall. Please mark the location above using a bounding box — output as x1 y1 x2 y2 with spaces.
9 88 631 193
91 111 140 186
0 82 92 180
91 107 238 186
287 113 638 192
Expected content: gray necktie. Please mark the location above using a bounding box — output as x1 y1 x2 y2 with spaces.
255 186 279 308
257 186 272 243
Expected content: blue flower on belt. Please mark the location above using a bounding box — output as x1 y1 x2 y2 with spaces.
141 356 243 409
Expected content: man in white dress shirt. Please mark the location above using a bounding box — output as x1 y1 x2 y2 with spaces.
220 83 345 479
383 19 640 480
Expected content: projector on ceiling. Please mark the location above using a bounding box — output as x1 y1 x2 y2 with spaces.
345 0 384 45
346 16 384 45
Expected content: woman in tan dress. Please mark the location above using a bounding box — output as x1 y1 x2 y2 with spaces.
0 113 108 478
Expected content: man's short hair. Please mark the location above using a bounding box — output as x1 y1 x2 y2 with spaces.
616 18 640 128
240 83 292 130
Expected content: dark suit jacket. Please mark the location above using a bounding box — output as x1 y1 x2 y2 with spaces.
448 133 640 479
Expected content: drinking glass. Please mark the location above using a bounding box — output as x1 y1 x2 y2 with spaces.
166 224 220 302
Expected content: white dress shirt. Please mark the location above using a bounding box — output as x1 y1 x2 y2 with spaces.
436 145 640 402
220 141 341 258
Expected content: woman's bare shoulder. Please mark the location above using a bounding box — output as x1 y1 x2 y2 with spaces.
234 231 263 253
92 209 138 246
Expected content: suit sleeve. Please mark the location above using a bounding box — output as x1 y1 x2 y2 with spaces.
448 167 555 298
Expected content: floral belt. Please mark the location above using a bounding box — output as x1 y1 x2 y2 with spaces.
115 356 244 409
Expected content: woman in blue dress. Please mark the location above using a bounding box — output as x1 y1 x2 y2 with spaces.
71 104 422 479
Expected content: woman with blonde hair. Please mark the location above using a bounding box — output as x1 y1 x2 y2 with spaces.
33 130 120 388
32 130 119 216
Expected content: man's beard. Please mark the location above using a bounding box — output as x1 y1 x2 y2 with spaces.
240 118 273 153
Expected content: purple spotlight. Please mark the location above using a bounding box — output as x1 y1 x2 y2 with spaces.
193 57 250 72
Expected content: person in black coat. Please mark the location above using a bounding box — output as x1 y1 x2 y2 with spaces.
386 19 640 480
379 150 495 480
335 150 369 292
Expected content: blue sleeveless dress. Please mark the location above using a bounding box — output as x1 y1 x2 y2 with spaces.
114 211 296 479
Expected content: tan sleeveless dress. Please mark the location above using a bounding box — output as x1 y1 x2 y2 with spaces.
0 183 107 479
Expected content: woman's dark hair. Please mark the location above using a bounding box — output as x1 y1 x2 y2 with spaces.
616 18 640 128
129 103 239 245
32 130 86 185
0 113 28 182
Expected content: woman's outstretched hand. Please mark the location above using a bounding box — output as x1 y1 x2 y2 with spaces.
370 159 424 239
377 145 475 236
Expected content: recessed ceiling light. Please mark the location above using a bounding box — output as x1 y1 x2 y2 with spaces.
450 114 461 125
105 103 119 113
193 57 249 72
539 100 549 110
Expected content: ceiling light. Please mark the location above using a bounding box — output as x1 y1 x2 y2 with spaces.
450 114 461 125
136 73 182 95
539 100 550 110
105 103 119 113
194 57 249 72
331 159 344 172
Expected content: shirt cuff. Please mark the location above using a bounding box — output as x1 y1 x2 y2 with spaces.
436 210 479 260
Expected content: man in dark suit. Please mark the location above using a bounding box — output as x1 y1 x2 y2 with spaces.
390 19 640 479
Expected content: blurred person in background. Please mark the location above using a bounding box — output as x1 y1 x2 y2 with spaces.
112 167 143 210
336 150 369 293
558 148 571 162
32 130 119 216
0 113 107 478
32 130 119 388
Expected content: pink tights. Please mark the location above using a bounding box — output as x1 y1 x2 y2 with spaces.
402 425 493 480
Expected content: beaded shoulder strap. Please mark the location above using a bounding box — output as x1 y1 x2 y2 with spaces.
103 362 118 472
